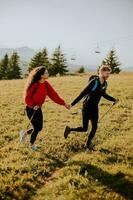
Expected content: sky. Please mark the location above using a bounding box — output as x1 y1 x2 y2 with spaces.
0 0 133 68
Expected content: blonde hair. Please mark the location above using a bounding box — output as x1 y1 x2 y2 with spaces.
99 65 111 73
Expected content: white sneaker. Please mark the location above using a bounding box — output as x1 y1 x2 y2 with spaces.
19 130 26 143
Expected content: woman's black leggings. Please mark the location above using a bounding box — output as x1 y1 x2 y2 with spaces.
69 105 98 146
26 106 43 144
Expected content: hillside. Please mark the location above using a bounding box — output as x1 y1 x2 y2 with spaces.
0 73 133 200
0 46 36 61
0 47 96 74
0 47 133 74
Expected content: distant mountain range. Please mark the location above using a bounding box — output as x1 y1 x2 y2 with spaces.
0 46 132 74
0 46 98 74
121 66 133 71
0 46 36 61
68 64 97 72
0 46 36 74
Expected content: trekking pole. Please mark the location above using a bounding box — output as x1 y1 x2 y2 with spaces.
26 110 36 130
98 102 115 123
19 110 36 143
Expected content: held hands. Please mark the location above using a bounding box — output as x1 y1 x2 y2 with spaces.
34 104 71 110
64 104 72 110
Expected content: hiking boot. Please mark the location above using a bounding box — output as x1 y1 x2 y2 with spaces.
30 144 38 151
85 142 95 151
64 126 71 139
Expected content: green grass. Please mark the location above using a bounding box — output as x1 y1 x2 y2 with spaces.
0 73 133 200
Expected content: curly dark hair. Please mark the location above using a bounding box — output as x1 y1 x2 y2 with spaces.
24 66 46 98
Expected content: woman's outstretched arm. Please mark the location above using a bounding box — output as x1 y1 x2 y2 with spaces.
45 81 66 106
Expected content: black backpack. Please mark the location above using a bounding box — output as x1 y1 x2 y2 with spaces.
83 75 99 105
88 75 99 82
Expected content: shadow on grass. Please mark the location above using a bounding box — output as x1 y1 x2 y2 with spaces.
45 154 66 171
68 160 133 200
0 153 66 200
100 148 133 166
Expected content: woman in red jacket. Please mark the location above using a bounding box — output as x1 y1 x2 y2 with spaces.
21 66 70 151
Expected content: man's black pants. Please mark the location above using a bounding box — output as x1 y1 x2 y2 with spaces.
69 105 98 146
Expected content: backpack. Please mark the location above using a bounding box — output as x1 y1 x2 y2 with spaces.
88 75 99 92
83 75 99 105
88 75 99 82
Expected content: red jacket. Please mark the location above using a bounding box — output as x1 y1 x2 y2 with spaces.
25 81 65 108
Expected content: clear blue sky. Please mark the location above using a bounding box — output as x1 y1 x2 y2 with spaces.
0 0 133 67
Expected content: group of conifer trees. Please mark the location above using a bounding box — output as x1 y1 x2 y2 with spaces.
28 46 68 76
0 52 21 80
0 46 121 80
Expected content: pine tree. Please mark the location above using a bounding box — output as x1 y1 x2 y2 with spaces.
50 46 68 76
102 49 121 74
41 48 50 69
0 54 9 80
7 52 21 79
28 48 50 72
29 52 43 72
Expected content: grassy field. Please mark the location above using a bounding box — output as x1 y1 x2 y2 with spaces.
0 72 133 200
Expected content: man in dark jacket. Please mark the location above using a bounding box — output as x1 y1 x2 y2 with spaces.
64 65 119 150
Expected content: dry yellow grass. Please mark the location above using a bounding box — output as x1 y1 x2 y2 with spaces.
0 72 133 200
